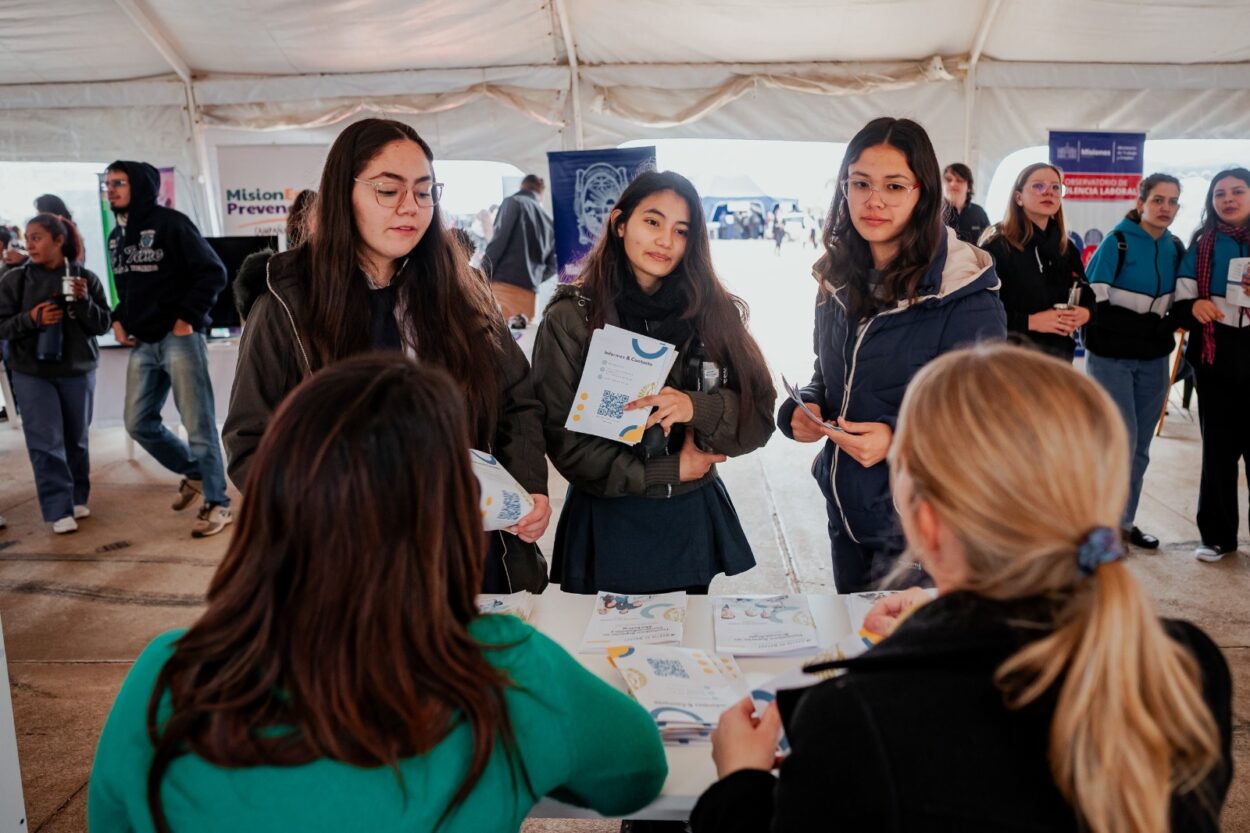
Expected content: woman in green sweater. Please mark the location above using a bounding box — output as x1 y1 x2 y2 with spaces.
88 354 667 833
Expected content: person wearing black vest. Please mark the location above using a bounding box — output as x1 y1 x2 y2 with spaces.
941 163 990 245
694 344 1231 833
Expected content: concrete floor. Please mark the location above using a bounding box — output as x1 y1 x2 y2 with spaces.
1 239 1247 831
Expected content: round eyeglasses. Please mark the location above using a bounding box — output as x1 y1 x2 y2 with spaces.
841 178 920 207
355 178 444 208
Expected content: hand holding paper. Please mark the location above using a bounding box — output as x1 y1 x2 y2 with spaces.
470 450 536 532
566 325 679 445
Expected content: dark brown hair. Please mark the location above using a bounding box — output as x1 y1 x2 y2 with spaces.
986 163 1069 254
303 118 503 446
1192 167 1250 245
943 163 975 198
27 213 83 264
576 170 773 431
285 189 316 248
820 117 945 319
145 354 524 832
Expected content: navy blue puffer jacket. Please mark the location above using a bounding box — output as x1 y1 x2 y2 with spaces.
778 228 1007 548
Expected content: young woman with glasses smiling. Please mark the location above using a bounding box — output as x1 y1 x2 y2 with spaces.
1083 173 1186 551
223 118 552 592
777 117 1005 593
981 163 1095 362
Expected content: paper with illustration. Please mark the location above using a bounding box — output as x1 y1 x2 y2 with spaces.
566 325 679 445
711 594 820 656
476 591 535 622
579 591 687 653
608 644 746 744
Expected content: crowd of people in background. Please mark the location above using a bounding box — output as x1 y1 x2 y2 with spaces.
0 113 1242 833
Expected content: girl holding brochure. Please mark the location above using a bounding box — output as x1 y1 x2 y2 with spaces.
778 117 1006 594
1170 168 1250 563
531 170 776 595
693 343 1231 833
222 118 550 592
90 355 667 833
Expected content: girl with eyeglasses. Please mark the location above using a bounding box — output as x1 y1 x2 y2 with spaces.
223 118 552 593
1172 168 1250 563
1082 173 1186 551
778 117 1005 593
693 344 1230 833
531 170 776 595
980 163 1095 362
90 354 667 833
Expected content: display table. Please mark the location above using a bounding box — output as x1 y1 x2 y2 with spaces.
527 590 852 821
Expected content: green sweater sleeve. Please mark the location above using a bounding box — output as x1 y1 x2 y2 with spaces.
520 625 668 815
88 629 184 833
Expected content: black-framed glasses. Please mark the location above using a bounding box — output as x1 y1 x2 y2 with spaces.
354 178 443 208
841 178 920 207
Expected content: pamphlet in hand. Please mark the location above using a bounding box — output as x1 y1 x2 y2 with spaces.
781 375 841 432
711 594 820 656
566 325 679 445
579 591 687 653
608 644 747 744
1224 258 1250 307
836 588 938 659
476 591 535 623
470 449 535 531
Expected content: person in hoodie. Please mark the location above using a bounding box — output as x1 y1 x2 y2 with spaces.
105 161 231 538
981 163 1095 362
0 214 111 533
1083 173 1186 551
778 117 1006 594
1171 168 1250 564
222 119 551 594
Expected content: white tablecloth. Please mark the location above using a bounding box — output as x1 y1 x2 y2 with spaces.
527 590 853 821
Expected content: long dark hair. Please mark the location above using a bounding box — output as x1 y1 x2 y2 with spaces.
1126 172 1181 224
145 354 525 832
987 162 1070 254
27 213 83 264
820 117 944 319
303 118 502 445
576 170 772 430
1191 167 1250 246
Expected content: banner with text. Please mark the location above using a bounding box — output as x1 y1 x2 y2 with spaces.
216 145 327 239
547 146 656 283
1050 130 1147 262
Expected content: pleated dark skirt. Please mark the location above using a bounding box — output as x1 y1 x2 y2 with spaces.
551 476 756 594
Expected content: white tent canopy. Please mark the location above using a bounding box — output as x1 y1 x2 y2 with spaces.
2 0 1248 231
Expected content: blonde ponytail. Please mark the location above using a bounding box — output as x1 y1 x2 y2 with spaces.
893 344 1222 833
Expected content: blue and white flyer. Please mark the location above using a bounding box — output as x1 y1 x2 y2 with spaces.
565 324 679 445
711 594 819 656
469 449 535 531
579 591 687 653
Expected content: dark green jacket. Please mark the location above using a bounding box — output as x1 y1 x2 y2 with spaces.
532 285 775 498
223 251 548 495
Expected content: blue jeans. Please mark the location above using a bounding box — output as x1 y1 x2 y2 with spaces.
124 332 229 506
1086 352 1169 528
12 371 94 522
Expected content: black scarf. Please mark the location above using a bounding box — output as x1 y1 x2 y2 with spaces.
1032 220 1065 267
614 276 694 346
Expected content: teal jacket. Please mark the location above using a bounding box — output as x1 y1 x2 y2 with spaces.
88 615 667 832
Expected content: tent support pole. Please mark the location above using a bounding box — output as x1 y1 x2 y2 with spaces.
964 0 1004 179
112 0 221 234
552 0 585 150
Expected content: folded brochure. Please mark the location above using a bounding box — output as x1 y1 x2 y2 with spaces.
579 591 687 653
711 594 819 656
566 325 679 445
469 449 535 531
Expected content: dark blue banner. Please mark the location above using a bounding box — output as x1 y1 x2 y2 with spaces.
547 146 656 283
1049 131 1145 175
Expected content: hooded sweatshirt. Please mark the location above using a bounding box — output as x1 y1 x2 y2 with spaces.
107 161 227 342
1083 217 1183 360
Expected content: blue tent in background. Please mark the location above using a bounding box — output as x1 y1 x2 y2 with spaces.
692 175 796 239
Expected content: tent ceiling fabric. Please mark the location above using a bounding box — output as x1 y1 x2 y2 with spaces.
0 0 1248 228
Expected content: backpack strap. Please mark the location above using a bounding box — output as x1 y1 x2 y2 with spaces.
1170 234 1185 269
1112 230 1128 281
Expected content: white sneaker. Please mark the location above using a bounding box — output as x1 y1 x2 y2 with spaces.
52 516 78 534
73 505 90 519
191 503 233 538
1195 545 1233 563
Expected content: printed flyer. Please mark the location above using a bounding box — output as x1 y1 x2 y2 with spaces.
579 591 687 653
565 325 678 445
711 594 819 656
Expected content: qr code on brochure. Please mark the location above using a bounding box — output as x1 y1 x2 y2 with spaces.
597 390 629 419
646 658 689 679
499 491 522 523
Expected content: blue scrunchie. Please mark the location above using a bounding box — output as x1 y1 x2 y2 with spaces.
1076 527 1124 577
